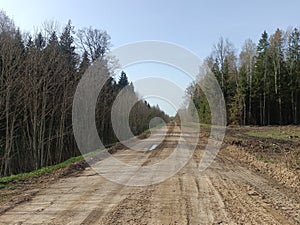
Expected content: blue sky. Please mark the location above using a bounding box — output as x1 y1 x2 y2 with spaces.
1 0 299 115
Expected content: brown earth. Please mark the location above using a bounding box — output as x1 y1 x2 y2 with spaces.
0 124 299 224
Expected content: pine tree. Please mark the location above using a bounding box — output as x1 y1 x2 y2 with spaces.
48 31 59 46
14 28 24 53
118 71 129 88
60 20 77 70
287 28 300 124
254 31 270 125
269 29 285 124
34 32 45 50
25 35 33 49
79 50 90 75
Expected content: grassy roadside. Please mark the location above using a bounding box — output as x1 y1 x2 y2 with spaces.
0 155 84 189
245 128 300 141
0 125 157 189
0 145 115 189
0 125 163 213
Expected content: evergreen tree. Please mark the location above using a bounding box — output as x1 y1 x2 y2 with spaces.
60 20 78 70
34 32 45 50
287 28 300 124
25 35 33 49
253 31 270 125
269 29 286 124
118 71 129 88
14 28 24 53
188 29 300 126
48 31 59 46
79 50 90 75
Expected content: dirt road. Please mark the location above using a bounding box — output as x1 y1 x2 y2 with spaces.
0 125 299 224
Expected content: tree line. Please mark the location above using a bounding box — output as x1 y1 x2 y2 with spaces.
187 28 300 126
0 11 169 176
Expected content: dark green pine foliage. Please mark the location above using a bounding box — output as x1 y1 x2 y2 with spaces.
14 28 25 54
238 61 250 124
253 31 270 125
118 71 129 88
45 32 60 59
79 50 90 75
60 20 78 70
287 28 300 124
270 29 286 124
34 32 45 50
48 31 59 46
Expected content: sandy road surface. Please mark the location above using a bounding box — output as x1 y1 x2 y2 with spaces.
0 125 299 225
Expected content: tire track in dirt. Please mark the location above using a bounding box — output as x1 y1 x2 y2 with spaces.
49 174 107 224
220 153 300 223
141 126 178 167
99 187 154 225
207 153 299 224
78 184 132 225
210 172 293 225
188 147 232 225
71 125 178 224
178 176 192 225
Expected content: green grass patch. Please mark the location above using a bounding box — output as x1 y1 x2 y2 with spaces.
0 155 84 185
0 143 117 187
246 129 300 141
256 154 274 163
225 136 245 143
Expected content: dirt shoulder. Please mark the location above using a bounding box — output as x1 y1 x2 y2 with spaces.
0 159 89 215
223 126 300 191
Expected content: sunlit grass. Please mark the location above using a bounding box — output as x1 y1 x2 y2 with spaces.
0 147 108 187
0 155 84 186
246 129 300 141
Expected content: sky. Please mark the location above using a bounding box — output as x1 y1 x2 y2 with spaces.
1 0 300 115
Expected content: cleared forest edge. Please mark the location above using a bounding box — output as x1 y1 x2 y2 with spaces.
223 126 300 191
224 145 300 191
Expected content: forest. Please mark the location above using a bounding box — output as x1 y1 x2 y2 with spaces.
1 8 299 176
0 11 168 176
188 28 300 126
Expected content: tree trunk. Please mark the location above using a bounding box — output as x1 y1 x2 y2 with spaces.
295 90 299 124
